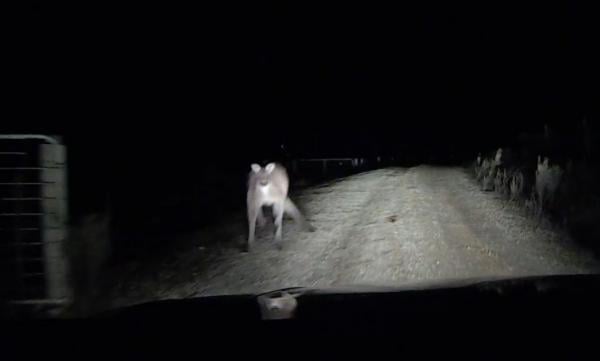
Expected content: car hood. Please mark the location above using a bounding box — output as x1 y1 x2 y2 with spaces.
95 273 600 320
258 273 599 295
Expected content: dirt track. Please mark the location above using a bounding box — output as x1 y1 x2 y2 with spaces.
104 166 600 310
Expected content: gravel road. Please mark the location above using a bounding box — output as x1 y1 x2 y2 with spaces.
103 166 600 309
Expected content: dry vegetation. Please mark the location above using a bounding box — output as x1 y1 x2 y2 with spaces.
472 119 600 252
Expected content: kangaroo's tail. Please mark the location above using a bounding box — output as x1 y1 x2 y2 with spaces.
284 198 316 232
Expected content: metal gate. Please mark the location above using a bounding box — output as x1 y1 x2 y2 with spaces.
0 135 70 313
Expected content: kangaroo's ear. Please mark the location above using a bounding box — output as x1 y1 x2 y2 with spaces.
251 164 261 173
265 163 276 173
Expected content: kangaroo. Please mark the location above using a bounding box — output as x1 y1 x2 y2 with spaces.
246 162 315 251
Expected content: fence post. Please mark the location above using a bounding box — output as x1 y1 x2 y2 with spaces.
39 141 70 303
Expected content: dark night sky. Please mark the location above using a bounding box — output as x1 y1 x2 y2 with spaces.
8 2 599 182
5 0 597 223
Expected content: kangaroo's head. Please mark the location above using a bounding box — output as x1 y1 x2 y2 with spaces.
251 163 276 186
